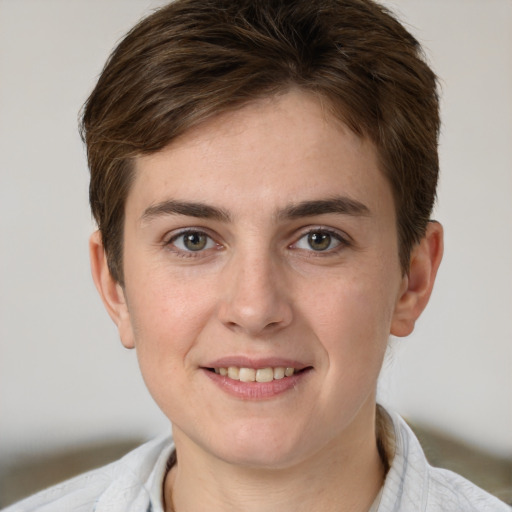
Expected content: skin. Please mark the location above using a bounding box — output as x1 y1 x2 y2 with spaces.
90 90 443 512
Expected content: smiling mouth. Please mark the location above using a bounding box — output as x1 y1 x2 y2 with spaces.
207 366 309 383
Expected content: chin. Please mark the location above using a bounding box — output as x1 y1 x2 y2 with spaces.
205 421 313 470
217 445 301 470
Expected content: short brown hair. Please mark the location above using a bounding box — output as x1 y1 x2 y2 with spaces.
81 0 440 284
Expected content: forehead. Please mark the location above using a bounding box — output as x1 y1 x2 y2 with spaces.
128 90 393 222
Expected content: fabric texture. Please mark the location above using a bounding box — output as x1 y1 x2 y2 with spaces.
2 411 510 511
1 434 173 512
378 411 511 511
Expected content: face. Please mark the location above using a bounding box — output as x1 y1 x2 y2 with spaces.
106 90 411 468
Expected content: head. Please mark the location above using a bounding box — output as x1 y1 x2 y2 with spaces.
84 0 444 471
81 0 440 286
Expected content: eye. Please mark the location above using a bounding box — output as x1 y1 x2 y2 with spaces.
293 229 345 252
168 230 216 253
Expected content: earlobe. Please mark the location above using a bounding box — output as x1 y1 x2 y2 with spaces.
391 221 444 337
89 231 135 349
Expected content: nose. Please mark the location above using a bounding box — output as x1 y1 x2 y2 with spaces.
217 250 293 337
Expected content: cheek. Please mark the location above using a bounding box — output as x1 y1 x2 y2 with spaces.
125 274 218 416
311 274 396 335
306 267 398 370
126 269 217 361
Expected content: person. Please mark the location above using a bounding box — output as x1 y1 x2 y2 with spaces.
3 0 509 511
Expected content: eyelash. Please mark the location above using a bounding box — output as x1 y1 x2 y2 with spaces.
163 227 351 258
164 229 220 258
290 228 351 255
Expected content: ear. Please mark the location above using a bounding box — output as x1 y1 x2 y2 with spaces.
89 231 135 349
391 221 444 337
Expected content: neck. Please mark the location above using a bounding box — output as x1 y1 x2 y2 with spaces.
164 407 387 512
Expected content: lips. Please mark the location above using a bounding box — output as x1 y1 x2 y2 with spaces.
202 358 312 399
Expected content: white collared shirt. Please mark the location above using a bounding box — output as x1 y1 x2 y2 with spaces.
3 411 510 511
374 411 510 511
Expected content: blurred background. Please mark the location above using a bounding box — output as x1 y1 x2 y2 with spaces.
1 0 511 507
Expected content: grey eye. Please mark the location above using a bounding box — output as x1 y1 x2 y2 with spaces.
170 231 215 252
293 230 343 252
307 232 332 251
183 232 208 251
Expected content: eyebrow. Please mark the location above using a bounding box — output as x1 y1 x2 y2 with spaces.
140 195 370 224
141 200 231 223
278 196 370 220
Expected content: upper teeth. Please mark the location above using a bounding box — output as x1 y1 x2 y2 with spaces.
214 366 296 382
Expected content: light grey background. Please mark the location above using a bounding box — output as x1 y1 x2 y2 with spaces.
1 0 511 466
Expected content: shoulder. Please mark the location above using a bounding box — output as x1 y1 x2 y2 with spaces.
425 465 511 512
1 434 174 512
378 408 511 512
